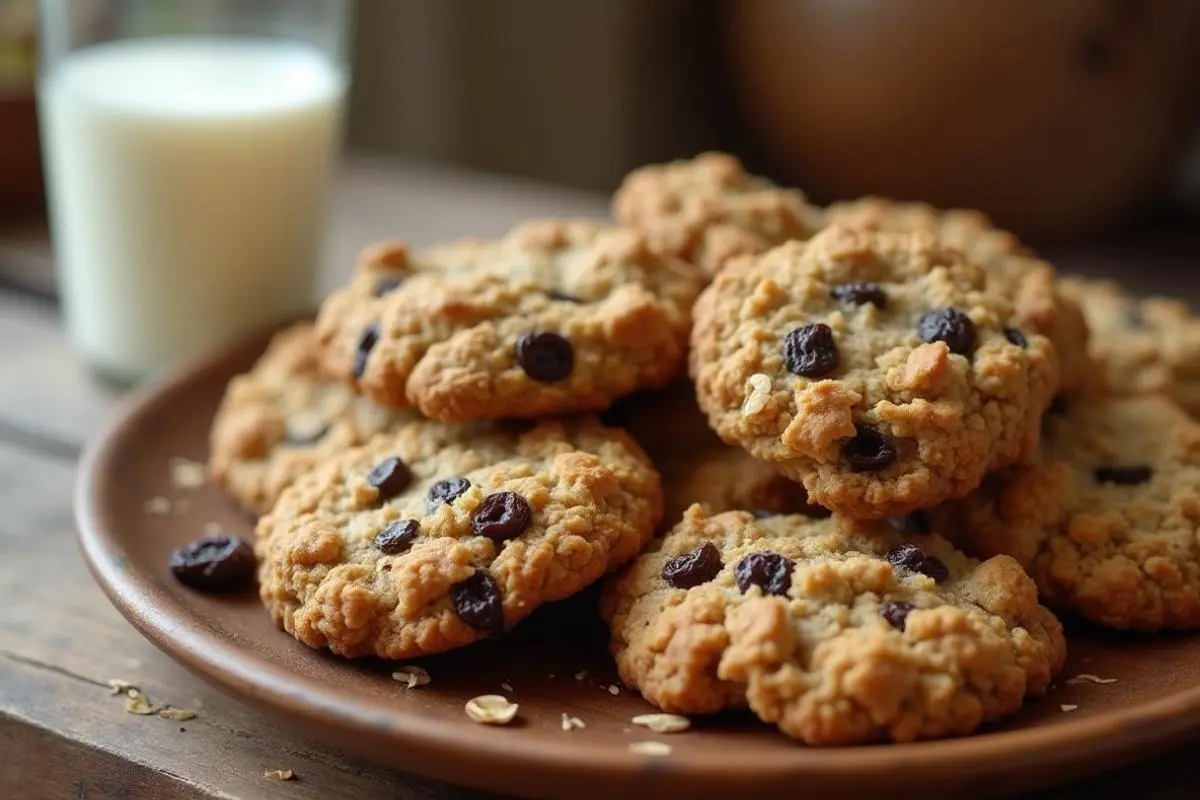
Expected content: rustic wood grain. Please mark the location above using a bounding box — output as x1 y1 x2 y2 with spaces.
0 442 498 800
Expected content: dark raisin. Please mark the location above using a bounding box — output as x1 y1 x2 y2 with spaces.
751 509 776 519
1048 395 1068 415
880 600 915 631
426 477 472 513
889 511 931 535
917 308 976 355
830 282 887 309
1003 327 1028 349
919 555 949 582
374 520 419 554
169 534 256 592
1095 465 1153 485
515 332 574 382
887 543 948 582
373 276 404 297
366 456 412 501
887 543 928 572
353 324 380 379
735 552 794 596
661 542 724 589
546 289 583 304
471 492 532 541
782 323 839 378
841 423 897 472
451 571 504 633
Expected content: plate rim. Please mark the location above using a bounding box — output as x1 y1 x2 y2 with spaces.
73 328 1200 797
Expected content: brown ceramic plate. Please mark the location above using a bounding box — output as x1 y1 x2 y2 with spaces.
75 326 1200 800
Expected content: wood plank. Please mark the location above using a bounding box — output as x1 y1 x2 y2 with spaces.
0 442 497 800
0 293 115 450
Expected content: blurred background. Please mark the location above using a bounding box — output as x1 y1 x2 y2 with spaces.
3 0 1200 242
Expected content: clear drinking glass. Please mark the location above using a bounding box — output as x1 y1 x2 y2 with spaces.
37 0 354 386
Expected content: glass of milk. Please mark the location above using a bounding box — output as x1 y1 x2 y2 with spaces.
37 0 353 385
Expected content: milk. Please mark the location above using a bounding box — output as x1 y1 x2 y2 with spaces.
40 38 346 382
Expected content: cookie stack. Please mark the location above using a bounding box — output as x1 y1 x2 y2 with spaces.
208 151 1200 747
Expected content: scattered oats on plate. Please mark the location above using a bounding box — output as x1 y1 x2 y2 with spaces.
628 741 671 757
631 713 690 734
391 665 431 689
465 695 519 725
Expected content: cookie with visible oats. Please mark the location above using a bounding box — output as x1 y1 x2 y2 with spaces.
209 323 410 514
1060 277 1200 415
690 225 1058 519
608 382 829 523
932 394 1200 632
612 152 822 277
602 508 1065 743
257 418 661 659
315 219 704 421
824 197 1091 393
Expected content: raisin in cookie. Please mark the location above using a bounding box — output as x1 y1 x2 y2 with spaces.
209 322 410 514
612 152 822 277
608 382 828 523
257 418 662 659
1060 277 1200 415
315 220 704 421
602 508 1065 743
933 394 1200 632
824 197 1091 393
690 225 1058 518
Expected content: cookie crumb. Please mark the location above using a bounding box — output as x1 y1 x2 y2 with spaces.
465 695 519 725
742 373 773 416
561 713 586 731
125 690 162 716
170 457 208 488
159 707 197 722
628 741 672 757
107 678 136 696
574 671 587 681
607 685 620 696
1065 674 1117 685
631 713 690 734
1061 704 1079 712
143 496 172 515
501 681 514 693
264 769 295 781
391 666 431 689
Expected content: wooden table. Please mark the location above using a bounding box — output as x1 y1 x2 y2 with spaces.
1 155 1198 800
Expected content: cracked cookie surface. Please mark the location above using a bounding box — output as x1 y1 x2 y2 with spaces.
612 152 822 277
209 322 410 514
934 393 1200 632
1061 277 1200 416
824 197 1090 393
257 418 662 659
315 219 704 421
690 225 1058 518
602 508 1065 744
